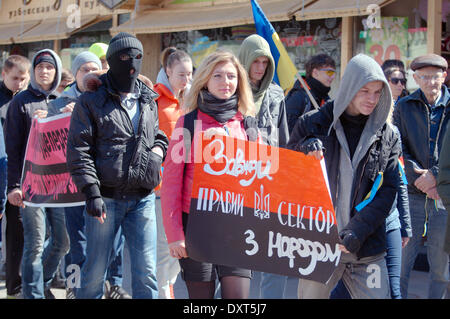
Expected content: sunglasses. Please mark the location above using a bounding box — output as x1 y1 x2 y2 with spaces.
390 77 406 85
319 68 336 77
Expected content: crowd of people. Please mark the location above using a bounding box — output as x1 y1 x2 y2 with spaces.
0 31 448 299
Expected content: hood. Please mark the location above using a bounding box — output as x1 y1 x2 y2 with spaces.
156 67 175 96
60 82 82 100
30 49 62 97
238 34 275 101
332 54 392 134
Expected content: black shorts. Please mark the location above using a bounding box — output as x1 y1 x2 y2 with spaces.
179 212 252 282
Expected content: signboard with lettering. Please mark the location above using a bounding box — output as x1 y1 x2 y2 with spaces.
185 134 341 284
0 0 129 23
21 113 85 207
365 16 409 65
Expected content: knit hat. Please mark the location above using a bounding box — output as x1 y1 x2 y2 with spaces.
71 51 102 77
89 42 109 59
34 52 56 68
106 32 143 60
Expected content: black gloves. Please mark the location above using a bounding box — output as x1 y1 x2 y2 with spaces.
86 197 106 218
297 137 324 155
339 230 361 254
83 184 106 217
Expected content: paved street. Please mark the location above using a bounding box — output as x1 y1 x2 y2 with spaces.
0 268 440 299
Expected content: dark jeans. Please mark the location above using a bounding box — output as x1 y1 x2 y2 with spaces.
5 202 23 295
64 205 124 287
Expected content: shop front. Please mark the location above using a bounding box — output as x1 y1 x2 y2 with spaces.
0 0 130 74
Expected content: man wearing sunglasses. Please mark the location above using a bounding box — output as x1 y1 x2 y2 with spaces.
393 53 450 299
285 53 336 133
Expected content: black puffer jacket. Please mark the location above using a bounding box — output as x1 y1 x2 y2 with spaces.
288 102 402 258
67 74 169 200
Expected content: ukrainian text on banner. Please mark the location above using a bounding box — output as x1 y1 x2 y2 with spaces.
21 113 85 207
185 134 341 283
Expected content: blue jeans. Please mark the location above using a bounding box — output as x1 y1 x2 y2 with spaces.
64 205 124 287
259 272 288 298
330 228 403 299
385 228 402 299
76 193 158 299
21 206 70 299
400 194 449 299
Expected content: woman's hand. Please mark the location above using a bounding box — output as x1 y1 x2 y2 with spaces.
169 240 188 259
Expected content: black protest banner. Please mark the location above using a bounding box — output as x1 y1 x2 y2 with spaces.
185 134 341 284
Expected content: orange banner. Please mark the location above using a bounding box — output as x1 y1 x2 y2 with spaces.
186 134 340 283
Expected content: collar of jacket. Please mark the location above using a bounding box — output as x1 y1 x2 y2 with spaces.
26 83 57 100
0 81 13 98
407 85 450 107
154 83 177 103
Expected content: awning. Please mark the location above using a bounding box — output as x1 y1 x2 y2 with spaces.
111 0 314 34
0 21 41 45
295 0 396 20
12 15 109 44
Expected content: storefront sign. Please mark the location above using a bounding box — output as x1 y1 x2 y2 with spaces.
1 0 126 23
185 134 341 283
21 113 85 207
365 17 409 65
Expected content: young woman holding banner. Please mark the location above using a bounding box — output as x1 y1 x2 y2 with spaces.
161 50 258 299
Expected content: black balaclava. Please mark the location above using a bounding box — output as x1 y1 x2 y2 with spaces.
106 32 143 93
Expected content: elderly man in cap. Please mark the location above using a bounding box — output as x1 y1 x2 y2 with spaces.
393 53 450 299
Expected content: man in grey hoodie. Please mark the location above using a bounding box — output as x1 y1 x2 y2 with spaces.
238 34 289 148
4 49 69 299
238 34 290 298
288 54 401 298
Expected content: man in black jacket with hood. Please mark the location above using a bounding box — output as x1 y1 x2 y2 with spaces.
67 32 168 299
288 54 401 298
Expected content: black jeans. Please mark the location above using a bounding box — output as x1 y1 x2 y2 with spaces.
5 202 23 295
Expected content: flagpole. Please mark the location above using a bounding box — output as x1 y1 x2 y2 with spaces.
294 74 320 110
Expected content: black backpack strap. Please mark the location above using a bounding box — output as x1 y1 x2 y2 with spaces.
183 108 198 163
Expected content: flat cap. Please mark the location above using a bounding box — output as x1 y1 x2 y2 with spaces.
411 53 448 71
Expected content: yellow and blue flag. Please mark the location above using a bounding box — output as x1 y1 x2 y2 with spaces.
250 0 298 91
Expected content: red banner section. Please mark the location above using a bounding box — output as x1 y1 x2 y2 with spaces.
186 134 341 284
21 113 85 207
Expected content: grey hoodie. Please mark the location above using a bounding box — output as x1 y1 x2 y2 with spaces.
30 49 62 97
332 54 392 231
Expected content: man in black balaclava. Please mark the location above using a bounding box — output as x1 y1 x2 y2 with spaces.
67 32 169 299
106 32 143 93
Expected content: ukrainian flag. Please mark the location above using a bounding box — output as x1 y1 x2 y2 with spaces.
250 0 298 91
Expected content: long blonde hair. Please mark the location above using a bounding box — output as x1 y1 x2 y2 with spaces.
182 50 255 116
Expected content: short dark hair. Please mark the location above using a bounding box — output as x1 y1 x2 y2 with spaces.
305 53 335 78
3 55 31 74
381 59 406 80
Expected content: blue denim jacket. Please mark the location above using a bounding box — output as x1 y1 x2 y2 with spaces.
0 121 7 214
